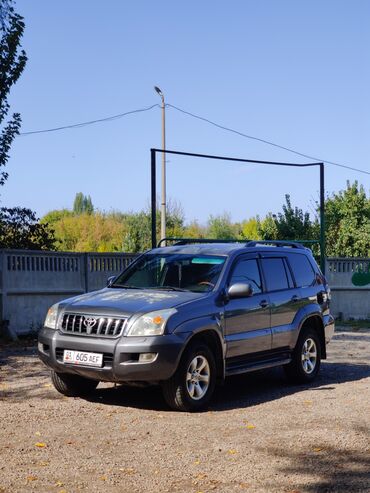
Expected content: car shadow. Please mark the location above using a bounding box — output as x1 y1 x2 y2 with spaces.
85 359 370 412
261 425 370 492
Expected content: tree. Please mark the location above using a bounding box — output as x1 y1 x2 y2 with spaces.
73 192 94 215
0 0 27 185
240 217 260 240
0 2 56 250
0 207 56 249
258 195 318 242
324 181 370 257
207 212 237 239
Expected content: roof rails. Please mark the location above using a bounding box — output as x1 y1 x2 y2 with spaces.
157 237 246 248
157 237 309 249
245 240 306 249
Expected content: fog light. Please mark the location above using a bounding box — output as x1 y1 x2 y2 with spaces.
138 353 157 363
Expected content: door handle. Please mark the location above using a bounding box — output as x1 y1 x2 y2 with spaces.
260 300 269 308
291 295 299 302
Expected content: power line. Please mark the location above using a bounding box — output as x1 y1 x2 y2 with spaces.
167 103 370 177
17 99 370 177
19 104 160 136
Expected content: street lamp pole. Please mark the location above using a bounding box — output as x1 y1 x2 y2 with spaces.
154 86 166 244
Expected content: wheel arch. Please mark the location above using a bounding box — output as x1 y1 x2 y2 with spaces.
299 315 326 359
180 328 225 382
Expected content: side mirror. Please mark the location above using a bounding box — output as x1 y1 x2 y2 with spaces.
107 276 116 287
227 282 253 299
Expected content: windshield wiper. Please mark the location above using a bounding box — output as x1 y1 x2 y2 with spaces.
110 284 142 289
155 285 188 292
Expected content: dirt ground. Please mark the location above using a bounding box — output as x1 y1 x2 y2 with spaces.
0 329 369 493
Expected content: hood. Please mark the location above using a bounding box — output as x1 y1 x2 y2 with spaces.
60 287 206 317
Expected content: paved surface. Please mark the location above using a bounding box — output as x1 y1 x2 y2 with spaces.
0 330 369 493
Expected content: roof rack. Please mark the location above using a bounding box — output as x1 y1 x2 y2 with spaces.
245 240 305 249
157 238 316 249
157 237 247 248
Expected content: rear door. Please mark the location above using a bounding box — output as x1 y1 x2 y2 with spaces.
224 255 271 358
259 255 301 349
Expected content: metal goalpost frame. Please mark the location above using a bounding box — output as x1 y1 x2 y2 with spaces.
150 148 326 273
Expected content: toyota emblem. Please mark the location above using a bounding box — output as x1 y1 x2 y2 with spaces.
84 317 97 330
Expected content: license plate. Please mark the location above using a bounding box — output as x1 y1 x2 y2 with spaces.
63 350 103 367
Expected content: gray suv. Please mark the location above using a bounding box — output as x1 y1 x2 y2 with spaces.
38 240 334 411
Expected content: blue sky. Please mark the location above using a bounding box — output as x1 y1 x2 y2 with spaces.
4 0 370 224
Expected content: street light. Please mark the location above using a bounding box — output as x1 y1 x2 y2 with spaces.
154 86 166 243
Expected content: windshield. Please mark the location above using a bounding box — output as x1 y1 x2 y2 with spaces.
112 253 227 292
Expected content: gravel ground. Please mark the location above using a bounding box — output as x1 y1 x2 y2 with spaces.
0 330 369 493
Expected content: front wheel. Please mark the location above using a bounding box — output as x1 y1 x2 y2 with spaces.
51 370 99 397
284 327 321 383
162 344 216 412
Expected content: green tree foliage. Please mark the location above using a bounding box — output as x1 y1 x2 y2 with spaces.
325 181 370 257
0 0 27 185
0 1 55 250
122 200 186 252
258 195 318 241
207 212 238 239
0 207 56 249
240 217 260 240
73 192 94 215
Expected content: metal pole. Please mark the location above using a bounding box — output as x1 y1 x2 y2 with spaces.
319 163 325 274
160 96 166 243
151 149 157 249
154 86 166 244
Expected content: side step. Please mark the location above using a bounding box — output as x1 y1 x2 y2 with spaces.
225 352 292 377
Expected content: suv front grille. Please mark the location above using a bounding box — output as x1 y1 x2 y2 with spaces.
60 313 126 337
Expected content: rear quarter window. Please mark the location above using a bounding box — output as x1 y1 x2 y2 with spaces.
288 253 316 287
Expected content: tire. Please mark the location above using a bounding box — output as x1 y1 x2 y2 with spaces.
284 327 321 383
162 344 217 412
50 370 99 397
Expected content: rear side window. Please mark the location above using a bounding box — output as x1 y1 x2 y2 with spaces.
261 258 290 292
288 253 316 287
230 259 262 294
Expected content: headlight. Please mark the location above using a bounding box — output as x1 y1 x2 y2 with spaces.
44 303 59 329
125 309 177 337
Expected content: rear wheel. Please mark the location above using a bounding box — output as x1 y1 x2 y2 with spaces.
284 327 321 383
51 370 99 397
162 344 216 412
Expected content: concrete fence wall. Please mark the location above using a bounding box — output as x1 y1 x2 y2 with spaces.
0 250 369 336
325 257 370 320
0 249 138 336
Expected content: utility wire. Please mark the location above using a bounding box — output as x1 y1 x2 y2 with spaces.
19 103 160 136
167 103 370 176
17 99 370 177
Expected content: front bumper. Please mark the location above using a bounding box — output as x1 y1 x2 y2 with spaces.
38 327 189 382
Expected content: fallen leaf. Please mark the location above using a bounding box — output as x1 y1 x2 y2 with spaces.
195 473 208 480
228 449 237 455
313 447 323 452
119 468 136 476
43 383 52 388
38 461 49 467
35 442 47 448
55 480 64 487
100 476 107 481
35 431 41 436
194 460 201 465
26 475 38 482
245 424 255 429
